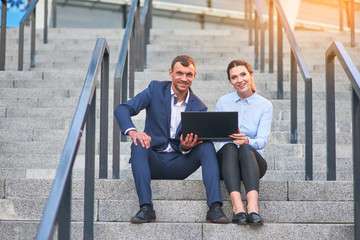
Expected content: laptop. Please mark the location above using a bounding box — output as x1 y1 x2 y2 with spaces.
181 111 238 141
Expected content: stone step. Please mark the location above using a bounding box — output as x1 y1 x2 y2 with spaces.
0 167 354 181
0 69 352 85
0 118 67 130
3 179 352 201
1 179 353 221
0 78 352 98
0 221 353 240
4 28 125 39
0 179 354 229
0 198 353 223
0 145 352 174
0 87 81 99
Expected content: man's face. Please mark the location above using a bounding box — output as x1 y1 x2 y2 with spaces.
169 62 196 95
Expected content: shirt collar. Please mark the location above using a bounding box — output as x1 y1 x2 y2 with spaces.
233 91 257 104
171 88 190 105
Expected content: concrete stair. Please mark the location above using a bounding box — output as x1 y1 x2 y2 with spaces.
0 179 354 239
0 26 358 239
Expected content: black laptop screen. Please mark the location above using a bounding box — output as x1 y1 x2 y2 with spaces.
181 111 238 141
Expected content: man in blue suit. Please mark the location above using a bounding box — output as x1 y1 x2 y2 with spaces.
114 55 228 223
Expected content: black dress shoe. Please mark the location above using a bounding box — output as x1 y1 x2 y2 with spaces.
206 203 229 223
130 205 156 223
232 212 247 225
247 212 264 226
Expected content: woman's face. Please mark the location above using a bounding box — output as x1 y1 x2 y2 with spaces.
229 65 254 99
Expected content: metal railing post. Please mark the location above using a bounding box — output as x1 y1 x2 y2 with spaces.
254 11 259 70
99 49 109 179
353 87 360 240
290 51 298 143
248 0 253 45
260 20 265 73
326 50 336 180
30 8 36 68
0 0 6 71
305 77 313 181
135 0 141 71
57 177 72 239
52 0 57 27
251 0 265 72
113 74 121 179
129 26 135 99
84 91 96 240
244 0 248 29
120 53 129 143
44 0 48 43
123 4 127 28
350 0 355 47
269 0 274 73
277 11 283 99
18 21 25 71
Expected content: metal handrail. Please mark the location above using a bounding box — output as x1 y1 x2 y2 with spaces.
36 38 110 239
268 0 313 180
247 0 265 72
112 0 152 179
325 40 360 239
0 0 6 70
18 0 49 70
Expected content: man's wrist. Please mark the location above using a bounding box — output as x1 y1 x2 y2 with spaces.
124 127 137 136
180 144 192 154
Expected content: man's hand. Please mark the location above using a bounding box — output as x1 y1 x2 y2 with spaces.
229 129 249 145
180 133 203 151
128 130 151 149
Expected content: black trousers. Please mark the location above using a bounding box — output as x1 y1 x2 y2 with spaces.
216 143 267 194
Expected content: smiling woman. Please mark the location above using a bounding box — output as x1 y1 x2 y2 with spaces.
214 59 273 226
227 59 256 99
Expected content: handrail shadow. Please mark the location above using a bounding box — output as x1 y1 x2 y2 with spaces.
325 40 360 239
36 38 110 240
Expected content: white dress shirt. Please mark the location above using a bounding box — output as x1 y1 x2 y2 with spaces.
215 91 273 156
163 88 189 152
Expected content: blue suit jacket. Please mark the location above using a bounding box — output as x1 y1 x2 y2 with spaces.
114 80 207 152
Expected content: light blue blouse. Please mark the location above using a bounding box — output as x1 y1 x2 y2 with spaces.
215 91 273 156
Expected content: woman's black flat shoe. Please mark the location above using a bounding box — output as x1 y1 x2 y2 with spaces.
247 212 264 226
232 212 247 225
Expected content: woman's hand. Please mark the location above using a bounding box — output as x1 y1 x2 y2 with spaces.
229 129 249 145
128 130 152 149
180 133 203 151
